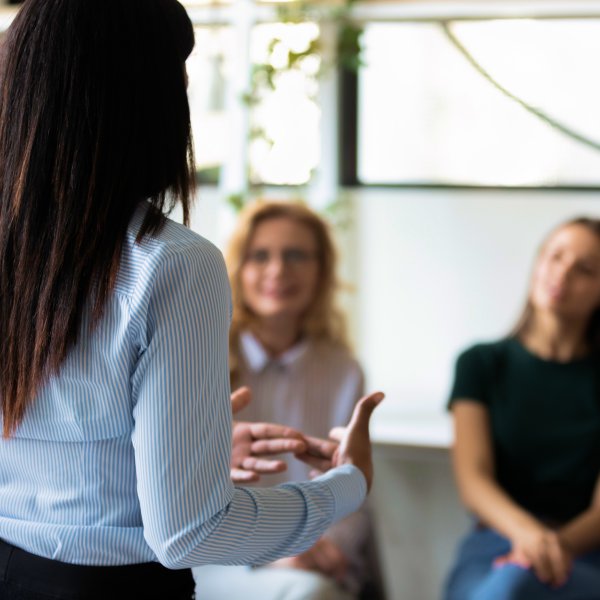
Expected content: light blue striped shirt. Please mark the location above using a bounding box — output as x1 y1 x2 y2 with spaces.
0 203 366 568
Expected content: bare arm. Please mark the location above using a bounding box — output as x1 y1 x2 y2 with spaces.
452 402 571 586
557 475 600 556
452 402 539 536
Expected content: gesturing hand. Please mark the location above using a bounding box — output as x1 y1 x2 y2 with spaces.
230 386 252 414
333 391 384 491
296 392 384 489
230 387 308 483
295 435 339 477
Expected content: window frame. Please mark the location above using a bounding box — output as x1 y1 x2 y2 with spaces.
4 1 600 192
342 1 600 190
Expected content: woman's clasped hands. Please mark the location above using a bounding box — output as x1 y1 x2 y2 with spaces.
495 523 573 589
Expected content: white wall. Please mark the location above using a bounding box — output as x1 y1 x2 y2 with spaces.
352 188 600 423
347 189 600 599
183 186 600 420
184 187 600 422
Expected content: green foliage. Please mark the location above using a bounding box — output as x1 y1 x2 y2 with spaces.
195 166 220 185
232 0 362 225
242 0 363 108
321 191 353 231
338 23 364 71
227 192 247 213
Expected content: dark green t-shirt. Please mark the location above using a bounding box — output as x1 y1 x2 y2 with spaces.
449 337 600 522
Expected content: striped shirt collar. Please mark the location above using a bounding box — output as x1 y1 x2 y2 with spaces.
240 331 310 372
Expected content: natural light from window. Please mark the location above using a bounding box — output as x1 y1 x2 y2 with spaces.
249 22 321 185
186 22 320 186
358 19 600 186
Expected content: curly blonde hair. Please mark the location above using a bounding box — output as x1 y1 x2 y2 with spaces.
225 200 349 380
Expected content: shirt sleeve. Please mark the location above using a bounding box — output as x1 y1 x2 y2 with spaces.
129 243 367 569
447 344 491 409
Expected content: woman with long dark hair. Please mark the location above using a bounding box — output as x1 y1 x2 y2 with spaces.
0 2 380 599
444 218 600 599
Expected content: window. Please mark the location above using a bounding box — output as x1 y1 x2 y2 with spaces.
357 18 600 187
249 22 321 185
187 26 233 182
186 20 322 186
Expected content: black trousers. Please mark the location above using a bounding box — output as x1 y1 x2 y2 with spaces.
0 539 194 600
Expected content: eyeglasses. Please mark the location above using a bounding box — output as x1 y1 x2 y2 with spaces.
244 248 318 268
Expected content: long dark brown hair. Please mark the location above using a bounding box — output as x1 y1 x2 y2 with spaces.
512 217 600 351
0 0 195 436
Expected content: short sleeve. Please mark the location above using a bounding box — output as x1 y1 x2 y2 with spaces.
447 345 492 409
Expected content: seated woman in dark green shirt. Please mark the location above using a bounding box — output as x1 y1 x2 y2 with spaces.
444 217 600 600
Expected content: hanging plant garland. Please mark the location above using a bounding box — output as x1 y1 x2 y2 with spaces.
228 0 363 214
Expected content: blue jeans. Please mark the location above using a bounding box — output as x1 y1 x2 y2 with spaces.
443 527 600 600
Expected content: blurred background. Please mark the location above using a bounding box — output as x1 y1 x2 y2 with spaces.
185 0 600 435
2 1 600 597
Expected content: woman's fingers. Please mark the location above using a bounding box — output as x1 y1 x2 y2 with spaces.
230 457 288 484
241 456 287 474
294 435 338 472
531 551 553 584
328 427 345 443
544 536 570 587
247 422 306 451
230 391 386 489
493 550 531 569
304 435 338 458
230 468 259 483
336 391 384 491
295 453 334 472
230 387 252 414
250 438 307 455
347 392 385 434
528 533 570 587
